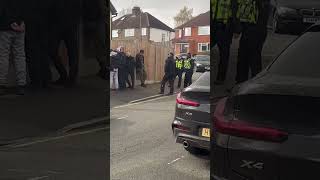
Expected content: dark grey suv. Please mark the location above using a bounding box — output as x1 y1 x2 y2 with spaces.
172 72 210 154
211 24 320 180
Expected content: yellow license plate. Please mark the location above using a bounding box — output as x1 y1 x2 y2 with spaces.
201 128 210 138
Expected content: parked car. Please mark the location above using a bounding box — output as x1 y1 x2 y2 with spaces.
195 55 210 72
211 24 320 180
269 0 320 34
172 72 210 154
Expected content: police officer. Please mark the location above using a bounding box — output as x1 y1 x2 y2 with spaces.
116 46 127 90
175 56 184 89
235 0 261 84
160 53 175 95
126 52 135 89
183 53 194 88
212 0 239 85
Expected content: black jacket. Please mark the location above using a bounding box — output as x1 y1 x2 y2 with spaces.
135 53 144 70
126 56 136 71
0 0 26 31
164 56 175 76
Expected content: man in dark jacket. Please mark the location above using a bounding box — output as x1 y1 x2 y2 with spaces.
126 53 136 89
48 0 82 87
160 53 175 95
135 50 146 87
116 46 127 90
0 0 27 95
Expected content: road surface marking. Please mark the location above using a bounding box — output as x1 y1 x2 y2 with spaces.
28 176 49 180
117 116 128 120
113 92 178 109
59 116 107 133
167 156 184 165
7 127 106 148
129 94 164 104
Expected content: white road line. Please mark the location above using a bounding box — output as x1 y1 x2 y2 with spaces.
113 93 178 109
167 156 184 165
28 176 49 180
7 127 106 148
117 116 128 120
129 94 163 104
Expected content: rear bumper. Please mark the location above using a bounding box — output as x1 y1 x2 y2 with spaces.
172 119 210 150
175 131 210 150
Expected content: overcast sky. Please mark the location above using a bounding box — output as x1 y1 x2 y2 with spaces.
110 0 210 28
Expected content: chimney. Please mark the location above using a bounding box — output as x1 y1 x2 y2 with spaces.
132 6 141 16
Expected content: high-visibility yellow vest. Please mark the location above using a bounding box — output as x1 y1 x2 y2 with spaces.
212 0 232 24
184 59 191 70
237 0 258 24
176 60 183 69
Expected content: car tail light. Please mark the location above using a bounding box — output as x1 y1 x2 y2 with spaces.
176 93 200 107
213 98 288 142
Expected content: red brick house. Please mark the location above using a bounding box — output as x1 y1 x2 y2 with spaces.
173 11 210 55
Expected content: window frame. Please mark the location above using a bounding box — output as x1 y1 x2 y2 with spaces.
125 28 135 37
184 27 191 36
198 43 210 52
141 28 147 36
112 29 119 38
198 26 210 36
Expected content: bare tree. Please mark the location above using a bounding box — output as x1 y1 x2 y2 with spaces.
174 6 193 27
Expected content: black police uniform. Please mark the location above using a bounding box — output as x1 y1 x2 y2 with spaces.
116 52 127 90
160 55 175 94
175 57 184 88
235 0 269 84
183 57 194 88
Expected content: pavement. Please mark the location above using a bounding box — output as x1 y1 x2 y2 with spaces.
111 72 202 108
0 75 107 142
110 72 209 180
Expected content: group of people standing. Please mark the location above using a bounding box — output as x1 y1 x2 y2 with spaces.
110 47 146 90
160 53 195 95
213 0 271 87
0 0 106 95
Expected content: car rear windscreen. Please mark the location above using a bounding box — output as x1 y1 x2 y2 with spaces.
193 72 210 87
269 32 320 78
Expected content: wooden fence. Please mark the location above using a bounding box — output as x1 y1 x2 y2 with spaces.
111 39 173 83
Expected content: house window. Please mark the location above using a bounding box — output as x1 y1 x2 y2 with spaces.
180 43 189 53
142 28 147 36
198 26 210 35
198 43 210 52
125 28 135 37
162 34 166 42
178 29 182 38
184 27 191 36
112 30 119 38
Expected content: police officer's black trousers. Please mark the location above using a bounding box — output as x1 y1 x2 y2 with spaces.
25 20 51 88
236 23 262 84
118 68 126 89
214 23 233 82
175 70 183 88
128 69 135 88
184 71 192 88
49 24 79 84
160 74 174 94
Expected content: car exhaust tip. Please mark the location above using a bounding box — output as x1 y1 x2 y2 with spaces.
183 141 189 148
